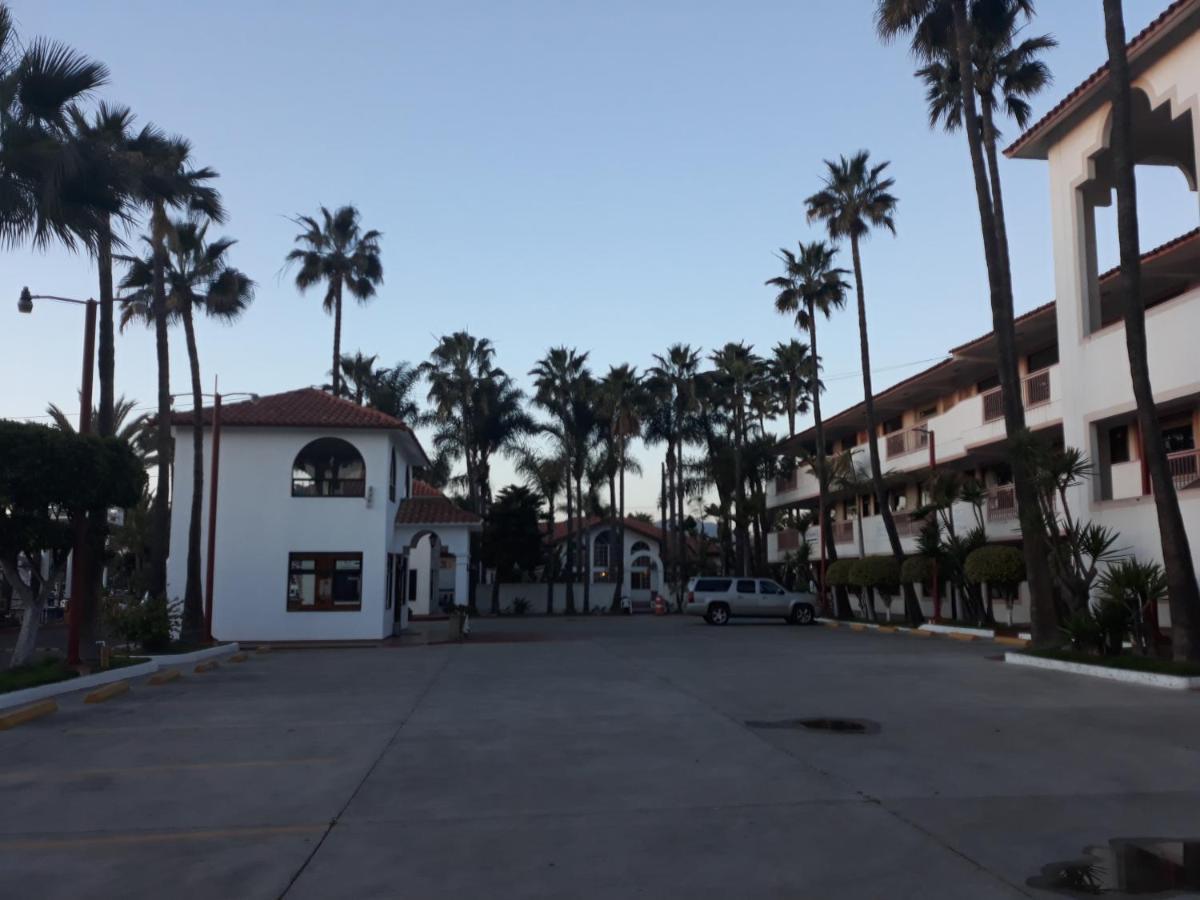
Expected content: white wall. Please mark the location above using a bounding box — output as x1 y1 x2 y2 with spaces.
473 581 628 615
167 426 418 642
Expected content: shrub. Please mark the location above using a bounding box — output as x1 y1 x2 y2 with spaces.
900 555 934 586
851 556 900 596
824 559 856 587
964 545 1025 598
1061 608 1102 654
104 594 180 652
512 597 529 616
1098 558 1167 655
1093 598 1131 656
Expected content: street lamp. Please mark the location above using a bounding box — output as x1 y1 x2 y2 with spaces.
18 287 99 665
173 384 258 641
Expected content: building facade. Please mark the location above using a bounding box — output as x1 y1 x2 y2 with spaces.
767 1 1200 623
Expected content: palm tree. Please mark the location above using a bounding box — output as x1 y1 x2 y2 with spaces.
46 394 157 469
877 0 1058 645
530 348 592 613
517 448 566 614
767 240 850 613
121 218 254 641
335 351 380 404
597 365 647 609
1102 0 1200 661
807 151 923 626
767 339 816 439
366 362 422 421
285 206 383 396
474 372 536 524
710 342 765 576
645 345 702 603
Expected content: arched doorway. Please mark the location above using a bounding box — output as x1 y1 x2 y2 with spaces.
399 530 457 619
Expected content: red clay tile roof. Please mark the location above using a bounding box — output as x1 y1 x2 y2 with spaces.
1005 0 1197 158
395 497 482 526
411 479 445 498
546 516 666 544
171 388 414 432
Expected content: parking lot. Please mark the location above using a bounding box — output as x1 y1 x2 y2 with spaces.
2 614 1199 898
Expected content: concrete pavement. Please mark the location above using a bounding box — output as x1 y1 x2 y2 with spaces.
1 615 1197 898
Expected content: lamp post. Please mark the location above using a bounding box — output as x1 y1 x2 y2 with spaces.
18 287 98 665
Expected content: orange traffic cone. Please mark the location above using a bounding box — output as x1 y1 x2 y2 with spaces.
653 594 666 616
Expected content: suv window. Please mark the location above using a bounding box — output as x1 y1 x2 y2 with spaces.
694 578 732 593
758 580 784 595
736 579 757 594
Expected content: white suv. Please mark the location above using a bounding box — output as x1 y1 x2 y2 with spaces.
684 577 818 626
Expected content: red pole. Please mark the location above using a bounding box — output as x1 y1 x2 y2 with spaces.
204 391 221 642
928 430 941 623
67 299 98 666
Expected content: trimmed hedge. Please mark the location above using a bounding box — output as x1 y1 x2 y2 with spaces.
964 545 1025 593
851 556 901 595
824 559 857 586
900 555 934 585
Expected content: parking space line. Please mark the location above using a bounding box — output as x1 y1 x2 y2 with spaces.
0 757 337 785
0 824 325 851
63 719 395 736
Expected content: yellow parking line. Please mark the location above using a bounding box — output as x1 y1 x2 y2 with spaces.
0 757 337 785
0 824 324 851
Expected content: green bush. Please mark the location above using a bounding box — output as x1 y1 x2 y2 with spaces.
824 559 856 587
104 594 181 652
964 545 1025 598
1060 608 1103 654
900 555 933 586
851 556 900 596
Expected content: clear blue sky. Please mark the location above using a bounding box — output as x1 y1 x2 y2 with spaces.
3 0 1196 517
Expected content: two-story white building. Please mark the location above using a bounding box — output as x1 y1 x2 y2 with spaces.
167 388 480 643
767 0 1200 624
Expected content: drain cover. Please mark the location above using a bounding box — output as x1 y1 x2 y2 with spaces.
746 718 878 734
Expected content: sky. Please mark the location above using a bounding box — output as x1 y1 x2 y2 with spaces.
3 0 1197 519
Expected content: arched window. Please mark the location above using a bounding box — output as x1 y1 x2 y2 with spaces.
631 540 651 555
292 438 366 497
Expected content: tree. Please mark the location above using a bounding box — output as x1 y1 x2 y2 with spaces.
285 205 383 396
366 362 421 421
121 218 254 641
876 0 1058 646
516 448 565 614
46 395 157 469
483 485 544 615
597 365 647 609
1 422 144 668
767 240 851 613
806 151 922 626
767 339 816 439
1101 0 1200 661
334 351 380 404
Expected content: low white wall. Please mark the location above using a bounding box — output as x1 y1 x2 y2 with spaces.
471 581 631 615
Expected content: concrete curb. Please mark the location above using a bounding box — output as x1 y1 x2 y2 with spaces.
0 660 157 711
919 623 995 639
146 643 239 667
1003 652 1200 690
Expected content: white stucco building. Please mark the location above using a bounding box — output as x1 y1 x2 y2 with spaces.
167 388 479 642
766 0 1200 624
546 516 666 609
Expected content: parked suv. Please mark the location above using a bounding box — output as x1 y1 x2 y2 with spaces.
684 577 818 626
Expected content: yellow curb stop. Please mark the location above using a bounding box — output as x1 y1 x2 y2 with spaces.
229 653 249 663
148 669 182 685
994 636 1029 648
849 624 866 632
908 630 934 637
946 632 978 641
876 626 897 633
85 681 130 704
194 661 219 673
0 699 58 730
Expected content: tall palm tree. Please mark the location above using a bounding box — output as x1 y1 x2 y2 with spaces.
645 345 702 602
877 0 1057 644
334 351 380 404
46 394 156 468
710 342 765 576
516 448 565 614
474 372 536 522
807 151 922 626
597 365 647 609
767 240 850 613
285 206 383 396
366 361 422 421
121 218 254 641
1102 0 1200 661
767 339 816 439
530 348 592 613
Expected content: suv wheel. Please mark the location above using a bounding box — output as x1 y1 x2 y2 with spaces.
706 603 730 626
790 603 815 625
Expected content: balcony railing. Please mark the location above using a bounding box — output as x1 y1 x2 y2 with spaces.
885 426 930 459
892 512 921 537
832 520 854 544
986 484 1017 521
775 472 799 494
777 529 801 551
1168 449 1200 491
981 369 1053 423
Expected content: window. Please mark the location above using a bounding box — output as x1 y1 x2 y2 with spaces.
1162 421 1196 454
736 579 756 594
292 438 366 497
758 580 785 595
918 405 938 420
389 451 397 502
593 535 611 568
977 375 1000 394
287 553 363 611
631 571 651 590
1109 425 1131 464
882 417 903 435
694 578 732 593
631 540 651 555
1026 344 1059 373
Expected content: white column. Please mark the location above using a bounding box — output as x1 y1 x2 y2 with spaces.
454 556 469 609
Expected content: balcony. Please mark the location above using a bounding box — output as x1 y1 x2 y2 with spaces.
885 426 930 460
832 520 855 544
777 529 802 552
981 369 1053 424
1168 449 1200 491
892 512 922 537
986 485 1017 522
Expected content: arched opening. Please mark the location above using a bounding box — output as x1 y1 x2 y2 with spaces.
592 530 615 583
630 553 659 595
398 530 458 617
292 437 366 497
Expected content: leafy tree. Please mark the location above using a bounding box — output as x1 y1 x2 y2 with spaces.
516 448 566 614
1 422 144 668
807 151 922 626
366 361 421 421
285 205 383 396
1099 558 1167 656
333 351 380 404
483 485 544 615
596 364 646 609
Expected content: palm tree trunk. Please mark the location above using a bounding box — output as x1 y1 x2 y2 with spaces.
97 218 116 438
806 308 845 616
148 210 172 601
563 470 575 614
666 443 678 598
734 401 749 576
616 441 627 610
676 448 689 601
179 305 206 643
608 467 620 611
579 474 590 613
948 0 1055 646
332 278 344 396
545 489 556 615
850 235 923 626
1104 0 1200 660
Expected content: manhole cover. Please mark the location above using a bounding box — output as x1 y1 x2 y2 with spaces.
745 718 878 734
